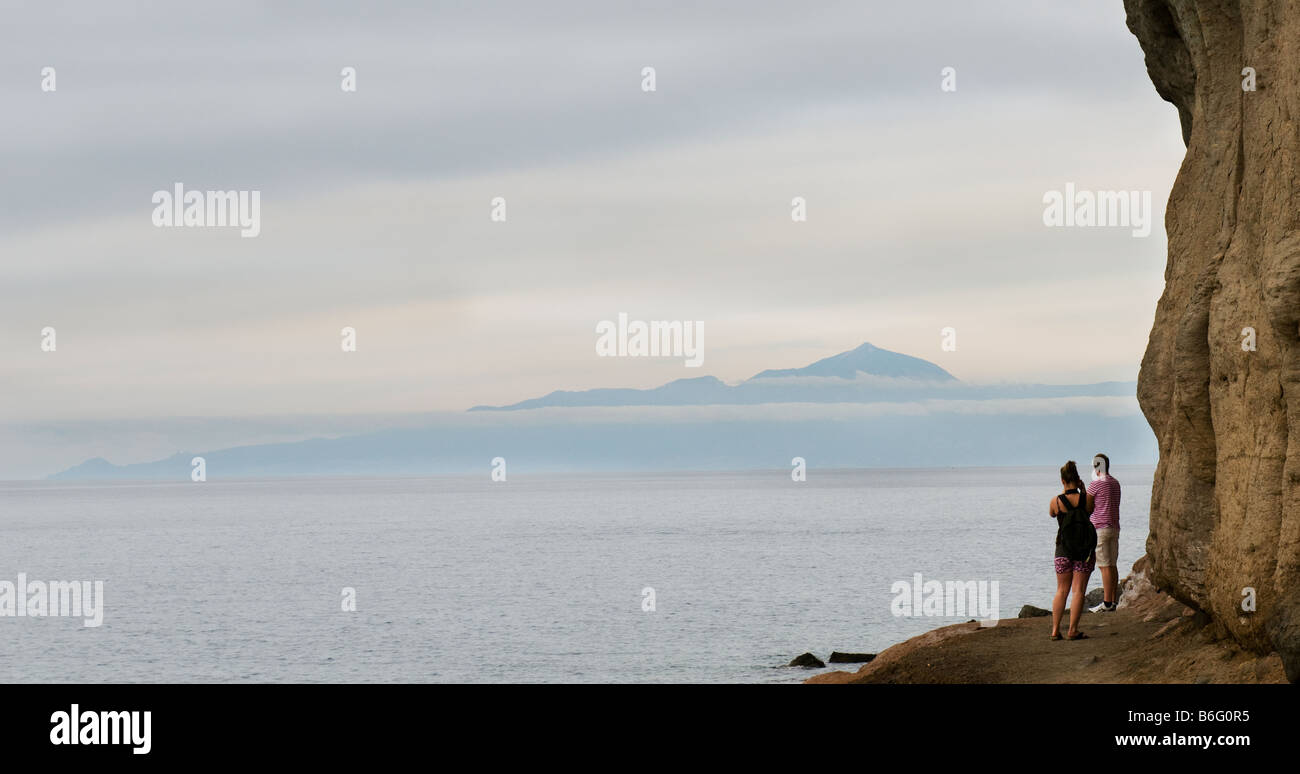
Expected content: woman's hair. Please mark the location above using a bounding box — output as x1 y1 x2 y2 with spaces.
1060 460 1083 488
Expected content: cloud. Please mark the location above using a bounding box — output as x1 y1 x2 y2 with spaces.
466 396 1144 424
0 395 1145 480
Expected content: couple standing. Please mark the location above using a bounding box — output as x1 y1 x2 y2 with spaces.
1047 454 1121 640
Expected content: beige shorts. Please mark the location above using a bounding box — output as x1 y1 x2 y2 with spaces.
1095 527 1120 567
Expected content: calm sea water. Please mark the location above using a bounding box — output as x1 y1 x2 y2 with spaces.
0 466 1151 683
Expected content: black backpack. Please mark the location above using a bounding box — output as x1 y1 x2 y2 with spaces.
1056 488 1098 561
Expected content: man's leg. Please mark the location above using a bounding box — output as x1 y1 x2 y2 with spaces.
1101 566 1116 603
1096 528 1119 605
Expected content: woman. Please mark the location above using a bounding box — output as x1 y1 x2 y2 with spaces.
1048 460 1097 640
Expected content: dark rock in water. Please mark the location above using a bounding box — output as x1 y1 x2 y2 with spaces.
1018 605 1051 618
828 651 875 663
788 652 825 668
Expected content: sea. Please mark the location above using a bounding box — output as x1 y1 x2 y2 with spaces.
0 466 1151 683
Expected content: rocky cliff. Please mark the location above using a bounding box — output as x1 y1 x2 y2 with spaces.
1125 0 1300 680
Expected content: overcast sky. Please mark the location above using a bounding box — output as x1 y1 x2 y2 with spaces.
0 1 1184 475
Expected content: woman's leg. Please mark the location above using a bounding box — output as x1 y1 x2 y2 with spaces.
1067 568 1089 636
1083 551 1096 603
1051 561 1070 637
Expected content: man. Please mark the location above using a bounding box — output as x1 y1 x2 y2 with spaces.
1087 453 1121 611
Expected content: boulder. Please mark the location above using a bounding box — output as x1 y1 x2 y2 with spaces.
788 652 825 668
1084 586 1122 609
1125 0 1300 681
828 652 876 663
1018 605 1051 618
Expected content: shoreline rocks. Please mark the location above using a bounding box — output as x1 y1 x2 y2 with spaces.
788 652 825 668
806 571 1286 683
828 652 875 663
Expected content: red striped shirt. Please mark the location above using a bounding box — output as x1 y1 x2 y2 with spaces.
1087 476 1121 529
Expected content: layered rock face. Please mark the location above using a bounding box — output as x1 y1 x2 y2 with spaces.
1125 0 1300 680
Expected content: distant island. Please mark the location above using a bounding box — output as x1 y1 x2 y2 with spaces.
470 341 1136 411
50 341 1155 480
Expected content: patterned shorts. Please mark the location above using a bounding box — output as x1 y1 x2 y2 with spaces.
1055 555 1095 575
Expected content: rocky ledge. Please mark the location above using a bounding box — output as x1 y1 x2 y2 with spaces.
806 556 1286 684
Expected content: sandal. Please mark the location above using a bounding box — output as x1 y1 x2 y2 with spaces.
1049 633 1063 641
1067 632 1089 640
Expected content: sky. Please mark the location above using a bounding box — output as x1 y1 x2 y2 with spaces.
0 1 1185 478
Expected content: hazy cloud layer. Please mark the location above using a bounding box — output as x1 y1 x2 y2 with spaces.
4 395 1147 481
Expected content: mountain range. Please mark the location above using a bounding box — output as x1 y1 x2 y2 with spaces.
50 342 1153 480
469 341 1133 411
